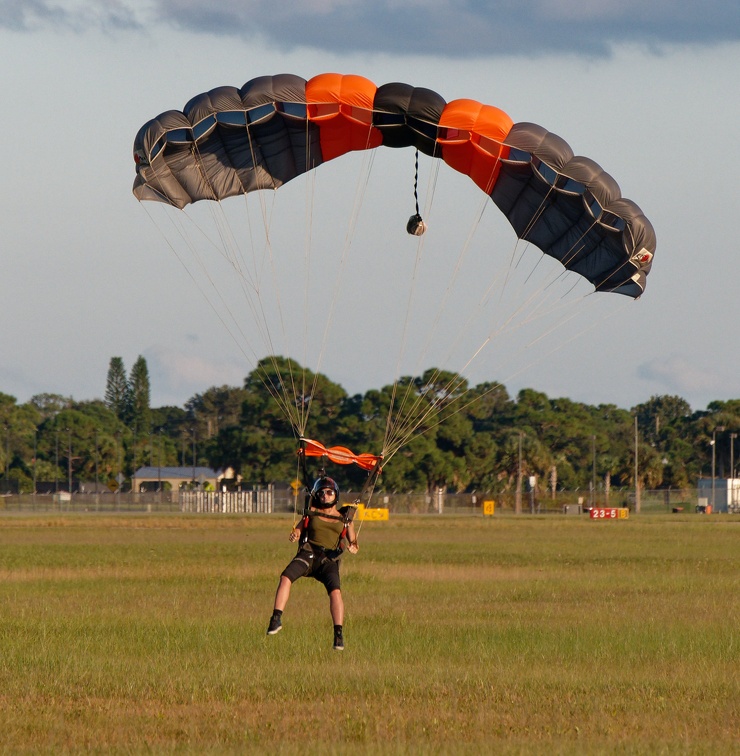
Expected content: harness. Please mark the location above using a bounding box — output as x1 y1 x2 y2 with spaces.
295 437 383 559
298 506 355 560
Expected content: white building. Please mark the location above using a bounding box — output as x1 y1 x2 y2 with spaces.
697 478 740 513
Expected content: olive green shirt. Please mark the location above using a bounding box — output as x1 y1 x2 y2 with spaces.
307 514 344 550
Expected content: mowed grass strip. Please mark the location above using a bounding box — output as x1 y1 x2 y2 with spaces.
0 514 736 753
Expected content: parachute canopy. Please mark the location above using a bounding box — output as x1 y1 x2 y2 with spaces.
133 72 655 298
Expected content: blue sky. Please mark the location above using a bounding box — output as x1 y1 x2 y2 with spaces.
1 1 739 413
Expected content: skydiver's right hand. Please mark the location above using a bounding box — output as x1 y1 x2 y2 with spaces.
289 528 300 543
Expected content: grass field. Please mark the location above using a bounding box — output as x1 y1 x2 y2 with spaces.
0 513 737 754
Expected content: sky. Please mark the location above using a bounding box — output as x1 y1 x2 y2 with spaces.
1 1 739 415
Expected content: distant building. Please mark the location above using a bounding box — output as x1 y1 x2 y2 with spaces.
132 466 234 492
697 477 740 514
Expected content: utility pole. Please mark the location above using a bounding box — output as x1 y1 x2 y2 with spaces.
94 429 99 510
711 426 725 511
4 423 9 483
191 428 197 488
67 428 72 494
515 432 523 514
634 415 641 514
730 432 737 480
731 432 738 511
591 435 596 508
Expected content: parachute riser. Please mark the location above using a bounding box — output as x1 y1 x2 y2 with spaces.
351 458 384 518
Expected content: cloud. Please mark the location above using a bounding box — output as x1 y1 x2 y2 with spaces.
143 345 247 407
637 355 740 401
3 0 739 56
0 0 141 32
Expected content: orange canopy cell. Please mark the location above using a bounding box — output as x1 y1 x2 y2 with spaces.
438 99 514 194
306 73 383 161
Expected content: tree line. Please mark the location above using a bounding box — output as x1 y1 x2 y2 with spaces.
0 355 738 495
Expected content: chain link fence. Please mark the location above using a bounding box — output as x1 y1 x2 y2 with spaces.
0 486 712 515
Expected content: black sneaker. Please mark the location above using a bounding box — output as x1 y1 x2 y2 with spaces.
333 631 344 651
267 615 282 635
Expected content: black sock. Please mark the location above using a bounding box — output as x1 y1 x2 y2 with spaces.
273 609 283 618
334 624 342 635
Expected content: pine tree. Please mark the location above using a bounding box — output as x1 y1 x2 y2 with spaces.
129 356 151 434
104 357 129 422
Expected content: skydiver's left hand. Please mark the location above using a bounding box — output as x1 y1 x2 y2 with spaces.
347 541 359 555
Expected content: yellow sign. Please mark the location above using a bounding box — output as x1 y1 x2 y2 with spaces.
290 479 302 492
356 504 389 521
483 500 495 516
589 507 630 520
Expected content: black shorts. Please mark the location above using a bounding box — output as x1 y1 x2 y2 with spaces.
281 548 341 594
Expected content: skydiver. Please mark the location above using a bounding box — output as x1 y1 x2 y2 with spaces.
266 476 359 650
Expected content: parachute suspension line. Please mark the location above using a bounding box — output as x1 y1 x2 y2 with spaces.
247 126 380 440
247 148 388 437
406 191 488 376
433 223 623 421
520 240 562 293
238 127 310 437
488 293 631 404
186 142 289 401
500 207 624 343
411 197 523 393
473 253 586 363
383 152 444 453
506 186 607 304
466 176 600 351
306 144 378 416
292 447 308 529
411 379 508 440
387 227 535 450
380 171 608 463
280 124 334 438
383 168 494 461
297 128 318 435
137 156 279 378
352 459 383 539
176 145 278 367
189 140 277 304
203 197 278 349
180 139 306 437
271 143 312 434
380 282 594 464
556 217 641 296
189 142 249 273
141 203 307 441
138 202 260 371
496 184 562 307
300 175 327 425
381 362 478 465
516 184 557 251
383 233 425 455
